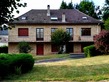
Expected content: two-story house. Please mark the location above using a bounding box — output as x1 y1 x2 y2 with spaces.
9 5 103 56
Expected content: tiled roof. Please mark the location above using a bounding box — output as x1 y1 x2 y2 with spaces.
12 9 103 24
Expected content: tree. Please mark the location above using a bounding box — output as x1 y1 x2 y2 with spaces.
76 0 101 19
94 30 109 54
18 41 32 53
104 18 109 30
60 0 74 9
60 0 67 9
0 0 26 29
102 0 109 20
67 1 74 9
51 29 71 54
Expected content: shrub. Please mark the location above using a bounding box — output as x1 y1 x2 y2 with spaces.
0 46 8 53
18 41 32 53
83 45 101 57
0 53 34 79
94 30 109 54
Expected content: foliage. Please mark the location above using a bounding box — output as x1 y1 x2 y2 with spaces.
0 53 34 79
51 29 71 54
104 18 109 30
94 30 109 54
0 46 8 53
60 1 74 9
60 1 67 9
102 0 109 20
76 0 101 19
67 1 74 9
18 41 32 53
83 45 101 57
0 0 26 29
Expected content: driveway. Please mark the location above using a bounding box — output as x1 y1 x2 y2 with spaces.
35 53 85 64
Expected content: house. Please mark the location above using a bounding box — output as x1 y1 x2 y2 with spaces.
9 5 103 56
0 28 8 46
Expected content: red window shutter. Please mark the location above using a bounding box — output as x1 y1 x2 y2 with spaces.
18 28 28 36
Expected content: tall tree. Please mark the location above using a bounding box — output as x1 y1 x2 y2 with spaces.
51 29 71 54
60 0 67 9
0 0 26 29
102 0 109 20
67 1 74 9
76 0 101 19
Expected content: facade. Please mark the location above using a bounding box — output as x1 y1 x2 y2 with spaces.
9 5 103 56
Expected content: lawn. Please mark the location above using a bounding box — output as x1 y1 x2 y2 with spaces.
3 55 109 82
33 54 70 61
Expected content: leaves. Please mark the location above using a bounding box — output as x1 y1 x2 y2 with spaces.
76 0 100 19
94 30 109 54
0 0 27 27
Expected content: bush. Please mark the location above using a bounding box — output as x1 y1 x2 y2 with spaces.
0 53 34 79
18 41 32 53
94 30 109 54
0 46 8 53
83 45 101 57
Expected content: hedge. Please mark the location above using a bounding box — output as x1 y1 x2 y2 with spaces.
0 53 34 79
83 45 102 57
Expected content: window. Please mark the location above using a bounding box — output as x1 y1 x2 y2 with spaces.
66 28 73 40
36 28 44 40
18 28 28 36
81 28 91 36
51 28 57 34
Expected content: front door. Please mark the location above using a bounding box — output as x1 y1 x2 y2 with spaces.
37 44 44 55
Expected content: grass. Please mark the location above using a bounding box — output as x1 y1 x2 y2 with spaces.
3 55 109 81
33 54 70 61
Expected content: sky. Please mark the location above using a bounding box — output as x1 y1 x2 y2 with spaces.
14 0 105 17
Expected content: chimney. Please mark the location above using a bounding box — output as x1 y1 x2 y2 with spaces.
62 13 66 22
47 5 50 16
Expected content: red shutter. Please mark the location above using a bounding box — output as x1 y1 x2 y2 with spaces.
18 28 28 36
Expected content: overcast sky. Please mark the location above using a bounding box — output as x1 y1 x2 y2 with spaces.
14 0 105 17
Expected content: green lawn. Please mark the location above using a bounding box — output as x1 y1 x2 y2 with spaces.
33 54 70 61
3 55 109 81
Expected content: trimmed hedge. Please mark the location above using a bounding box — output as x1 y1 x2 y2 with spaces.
0 53 34 79
0 46 8 53
83 45 101 57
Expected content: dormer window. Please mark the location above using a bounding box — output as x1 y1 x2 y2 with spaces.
82 17 88 20
21 16 27 20
51 17 58 21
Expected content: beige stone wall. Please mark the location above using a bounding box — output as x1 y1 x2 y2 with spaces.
8 43 19 54
8 42 51 55
44 43 51 55
9 24 101 42
73 43 81 53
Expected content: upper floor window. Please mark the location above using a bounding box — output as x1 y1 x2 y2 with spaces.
66 28 73 40
18 28 28 36
81 28 91 36
51 28 57 34
36 28 44 41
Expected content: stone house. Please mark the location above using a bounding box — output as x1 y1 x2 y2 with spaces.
9 5 103 56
